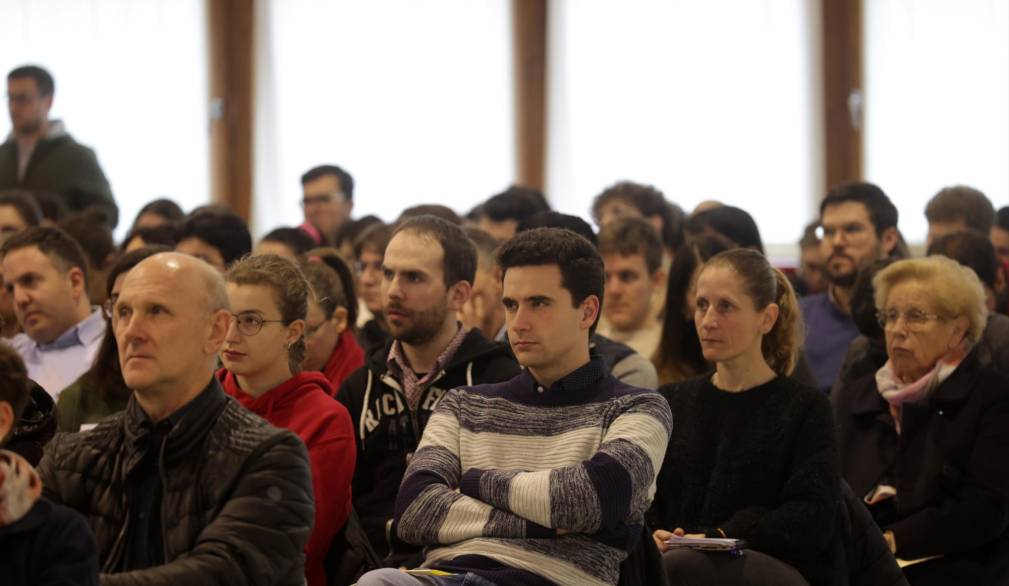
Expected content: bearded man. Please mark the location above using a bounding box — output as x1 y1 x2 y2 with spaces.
801 182 900 392
336 215 519 565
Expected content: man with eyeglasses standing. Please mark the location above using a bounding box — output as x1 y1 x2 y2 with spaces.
38 251 315 584
299 164 355 246
0 65 118 227
0 226 103 399
801 182 900 393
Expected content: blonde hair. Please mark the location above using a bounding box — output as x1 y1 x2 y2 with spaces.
872 255 987 342
702 248 804 376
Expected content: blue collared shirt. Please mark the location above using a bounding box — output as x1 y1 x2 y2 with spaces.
800 291 860 393
8 309 106 399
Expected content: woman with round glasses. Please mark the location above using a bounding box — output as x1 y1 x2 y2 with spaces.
218 253 355 586
834 255 1009 584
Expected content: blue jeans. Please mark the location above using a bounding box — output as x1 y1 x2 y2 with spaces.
356 568 497 586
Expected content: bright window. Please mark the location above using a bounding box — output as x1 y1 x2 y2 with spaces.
864 0 1009 243
0 0 209 238
546 0 822 249
254 0 515 235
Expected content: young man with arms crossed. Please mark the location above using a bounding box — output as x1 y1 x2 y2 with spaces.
358 227 672 586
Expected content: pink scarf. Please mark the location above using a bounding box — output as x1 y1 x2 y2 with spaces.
0 449 42 527
876 342 970 407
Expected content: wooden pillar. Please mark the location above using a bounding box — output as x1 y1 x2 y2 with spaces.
512 0 548 190
821 0 864 192
207 0 255 221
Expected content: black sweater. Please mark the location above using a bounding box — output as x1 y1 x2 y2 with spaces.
648 374 844 586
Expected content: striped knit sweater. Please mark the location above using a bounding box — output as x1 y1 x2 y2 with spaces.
393 356 673 586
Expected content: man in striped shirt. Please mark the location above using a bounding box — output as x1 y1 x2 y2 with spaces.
358 227 672 586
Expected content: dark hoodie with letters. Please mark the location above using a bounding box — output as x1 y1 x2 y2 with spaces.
337 328 520 560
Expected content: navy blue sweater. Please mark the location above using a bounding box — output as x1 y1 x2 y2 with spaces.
0 498 98 586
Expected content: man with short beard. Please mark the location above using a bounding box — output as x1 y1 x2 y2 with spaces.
801 182 899 392
337 215 520 564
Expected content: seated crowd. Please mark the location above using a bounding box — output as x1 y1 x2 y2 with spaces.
2 68 1008 586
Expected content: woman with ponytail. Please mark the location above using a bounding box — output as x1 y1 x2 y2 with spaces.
300 251 365 393
218 253 356 586
647 248 843 586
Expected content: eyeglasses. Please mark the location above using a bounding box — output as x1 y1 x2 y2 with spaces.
231 312 286 336
818 222 872 243
301 193 343 208
876 308 945 331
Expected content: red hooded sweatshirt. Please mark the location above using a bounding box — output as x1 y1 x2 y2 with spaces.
322 329 365 396
218 368 355 586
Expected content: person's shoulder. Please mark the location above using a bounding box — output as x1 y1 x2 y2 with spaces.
55 378 85 431
657 374 709 402
39 498 93 537
56 373 87 406
452 329 519 374
43 414 124 471
611 351 660 389
458 328 520 365
985 311 1009 331
766 376 837 430
777 374 825 395
799 290 829 313
967 362 1009 403
12 498 91 542
8 332 33 354
336 361 382 399
774 375 831 405
831 369 883 413
448 371 526 401
58 409 124 444
297 384 354 428
610 379 673 413
44 133 96 156
213 399 303 454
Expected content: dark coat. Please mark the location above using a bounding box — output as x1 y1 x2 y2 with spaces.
0 133 118 227
37 379 315 586
834 350 1009 584
0 498 98 586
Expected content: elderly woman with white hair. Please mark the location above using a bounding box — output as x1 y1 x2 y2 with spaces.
834 255 1009 585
